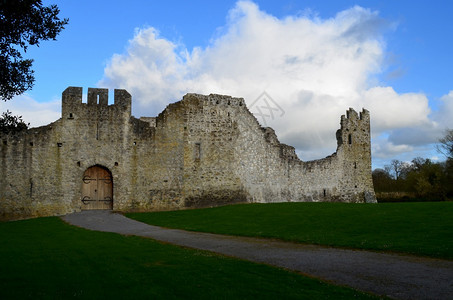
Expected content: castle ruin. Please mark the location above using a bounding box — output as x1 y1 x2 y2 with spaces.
0 87 376 220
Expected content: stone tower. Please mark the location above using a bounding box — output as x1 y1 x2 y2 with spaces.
336 108 376 202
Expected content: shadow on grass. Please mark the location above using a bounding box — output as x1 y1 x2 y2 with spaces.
0 217 378 299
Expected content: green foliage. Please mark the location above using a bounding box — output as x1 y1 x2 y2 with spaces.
373 157 453 200
405 159 446 200
372 168 394 192
0 217 375 299
127 202 453 259
374 131 453 199
0 0 68 100
0 110 29 133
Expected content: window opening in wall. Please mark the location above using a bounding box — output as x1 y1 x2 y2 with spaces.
57 142 62 147
348 134 352 144
30 142 33 146
29 179 33 197
114 162 119 166
69 113 73 119
354 162 357 169
194 142 201 160
97 94 100 104
323 189 326 197
77 161 81 167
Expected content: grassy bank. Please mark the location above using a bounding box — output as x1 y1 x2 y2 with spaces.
0 217 375 299
127 202 453 259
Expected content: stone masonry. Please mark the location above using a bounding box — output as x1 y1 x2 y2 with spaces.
0 87 376 220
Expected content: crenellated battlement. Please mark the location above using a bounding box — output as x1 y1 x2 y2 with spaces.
62 87 131 118
342 107 369 122
340 108 370 128
87 88 108 105
336 108 370 149
62 86 83 107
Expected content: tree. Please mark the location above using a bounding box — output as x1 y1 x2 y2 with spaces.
384 159 410 180
405 158 445 200
437 129 453 159
411 157 427 171
0 0 68 100
372 168 393 192
0 110 29 134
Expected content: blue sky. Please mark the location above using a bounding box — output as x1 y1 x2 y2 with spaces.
3 0 453 169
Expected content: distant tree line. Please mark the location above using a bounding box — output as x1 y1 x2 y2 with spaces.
373 129 453 202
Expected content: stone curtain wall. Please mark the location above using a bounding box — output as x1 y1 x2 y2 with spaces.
0 87 376 221
178 93 375 205
180 94 249 207
189 94 375 204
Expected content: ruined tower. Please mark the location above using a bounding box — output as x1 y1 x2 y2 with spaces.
335 108 376 202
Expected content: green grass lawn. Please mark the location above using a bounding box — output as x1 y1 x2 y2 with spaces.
0 217 377 299
126 202 453 259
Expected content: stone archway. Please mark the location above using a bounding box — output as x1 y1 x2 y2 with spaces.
81 165 113 210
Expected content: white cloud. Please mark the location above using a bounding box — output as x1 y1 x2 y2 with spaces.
100 1 441 162
101 27 189 113
434 90 453 129
362 86 431 132
0 94 60 128
373 140 414 159
375 90 453 155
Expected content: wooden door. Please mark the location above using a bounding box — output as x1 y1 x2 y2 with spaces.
81 166 113 210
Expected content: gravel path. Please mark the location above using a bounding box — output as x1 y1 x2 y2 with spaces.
62 210 453 300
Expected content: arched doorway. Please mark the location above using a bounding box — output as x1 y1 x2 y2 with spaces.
81 165 113 210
